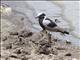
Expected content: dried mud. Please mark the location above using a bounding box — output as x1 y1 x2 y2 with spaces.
1 30 80 60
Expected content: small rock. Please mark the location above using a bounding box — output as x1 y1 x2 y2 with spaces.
59 57 64 60
55 47 66 50
66 40 71 44
14 37 25 45
6 43 12 49
14 49 22 54
5 57 9 60
39 41 51 48
23 32 33 37
65 53 72 56
22 50 30 55
18 31 33 38
21 17 24 21
38 45 52 55
0 54 1 57
2 36 7 41
51 49 58 55
9 55 18 58
53 39 58 42
9 32 18 35
39 40 47 46
18 34 24 37
21 56 28 60
18 37 23 42
72 58 77 60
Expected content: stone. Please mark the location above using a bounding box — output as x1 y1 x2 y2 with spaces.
2 36 7 41
55 47 66 50
9 32 18 35
5 43 12 49
66 40 71 44
65 53 72 56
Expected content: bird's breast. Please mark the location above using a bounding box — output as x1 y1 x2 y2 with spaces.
39 19 45 29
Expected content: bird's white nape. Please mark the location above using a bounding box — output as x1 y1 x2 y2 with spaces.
36 12 44 17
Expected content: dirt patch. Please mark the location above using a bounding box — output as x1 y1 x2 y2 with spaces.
1 30 80 60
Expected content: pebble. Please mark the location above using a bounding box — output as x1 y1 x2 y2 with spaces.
65 53 72 56
66 40 71 44
72 58 77 60
21 56 28 60
9 32 18 35
55 47 66 50
5 43 12 49
2 36 7 41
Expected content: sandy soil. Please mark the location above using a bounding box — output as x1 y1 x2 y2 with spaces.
1 29 80 60
0 2 80 60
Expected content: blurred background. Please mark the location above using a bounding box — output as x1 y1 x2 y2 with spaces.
1 1 80 46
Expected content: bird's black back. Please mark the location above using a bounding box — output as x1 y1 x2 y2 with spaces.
45 18 57 28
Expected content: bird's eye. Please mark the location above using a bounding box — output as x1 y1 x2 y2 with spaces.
55 19 60 23
55 19 58 22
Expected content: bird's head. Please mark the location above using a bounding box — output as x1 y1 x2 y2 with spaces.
35 12 46 19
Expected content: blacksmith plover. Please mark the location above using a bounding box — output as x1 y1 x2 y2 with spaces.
36 12 69 35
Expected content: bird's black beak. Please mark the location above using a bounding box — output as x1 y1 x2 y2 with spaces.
35 16 38 19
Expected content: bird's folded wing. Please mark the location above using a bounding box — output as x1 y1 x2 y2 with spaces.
43 19 51 26
43 18 57 28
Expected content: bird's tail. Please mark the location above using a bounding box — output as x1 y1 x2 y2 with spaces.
53 27 69 35
61 31 69 35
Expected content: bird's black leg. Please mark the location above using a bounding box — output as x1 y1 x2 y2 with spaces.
41 29 52 43
48 33 52 43
61 31 69 35
41 28 52 43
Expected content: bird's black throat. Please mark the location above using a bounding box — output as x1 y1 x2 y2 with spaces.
38 13 46 30
39 17 45 30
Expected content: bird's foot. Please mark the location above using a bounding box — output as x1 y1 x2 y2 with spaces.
61 31 69 35
41 30 48 34
64 31 69 34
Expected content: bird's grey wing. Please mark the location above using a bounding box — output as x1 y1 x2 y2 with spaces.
43 18 69 34
45 18 57 28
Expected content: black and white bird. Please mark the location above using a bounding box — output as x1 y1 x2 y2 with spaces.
36 12 69 34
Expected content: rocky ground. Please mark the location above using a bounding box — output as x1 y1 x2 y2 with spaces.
0 2 80 60
1 29 80 60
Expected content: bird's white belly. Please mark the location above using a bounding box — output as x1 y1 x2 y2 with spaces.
44 25 65 32
45 26 57 31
